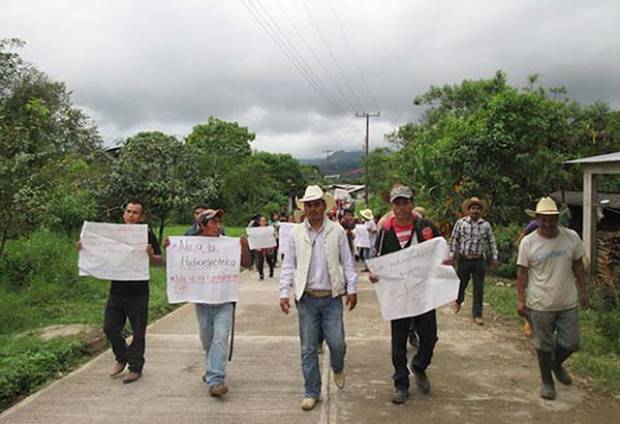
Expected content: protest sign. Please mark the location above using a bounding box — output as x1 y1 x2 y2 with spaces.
166 236 241 304
78 221 149 281
366 237 459 321
246 226 277 249
354 224 370 248
278 222 297 257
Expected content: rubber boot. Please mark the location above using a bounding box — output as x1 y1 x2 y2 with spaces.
553 346 573 385
536 350 556 400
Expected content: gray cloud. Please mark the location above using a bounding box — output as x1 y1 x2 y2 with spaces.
2 0 619 158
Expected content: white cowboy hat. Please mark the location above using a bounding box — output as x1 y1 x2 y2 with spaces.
525 197 560 216
295 185 336 212
360 208 374 221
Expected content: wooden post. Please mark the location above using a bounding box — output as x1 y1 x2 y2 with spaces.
583 169 597 277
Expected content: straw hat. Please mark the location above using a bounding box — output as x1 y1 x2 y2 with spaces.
360 208 374 221
525 197 560 216
295 185 336 211
461 197 488 214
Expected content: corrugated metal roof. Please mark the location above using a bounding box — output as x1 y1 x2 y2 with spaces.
565 151 620 164
550 191 620 209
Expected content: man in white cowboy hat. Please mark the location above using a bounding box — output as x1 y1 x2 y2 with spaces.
517 197 589 400
449 196 499 325
279 185 358 411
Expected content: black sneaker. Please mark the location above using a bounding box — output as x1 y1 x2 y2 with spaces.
413 369 431 394
391 389 409 404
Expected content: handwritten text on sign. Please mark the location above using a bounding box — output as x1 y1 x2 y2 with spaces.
366 237 459 321
78 221 149 281
166 236 240 304
246 226 277 250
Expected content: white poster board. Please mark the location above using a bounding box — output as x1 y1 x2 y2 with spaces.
166 236 241 304
354 224 370 248
246 226 277 249
278 222 297 257
366 237 459 321
78 221 149 281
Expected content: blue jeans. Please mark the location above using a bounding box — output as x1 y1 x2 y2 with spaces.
361 247 372 261
297 295 346 398
195 302 233 386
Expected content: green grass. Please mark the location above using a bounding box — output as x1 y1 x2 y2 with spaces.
163 225 245 238
482 277 620 394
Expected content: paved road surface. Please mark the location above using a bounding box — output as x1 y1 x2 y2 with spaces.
2 265 619 423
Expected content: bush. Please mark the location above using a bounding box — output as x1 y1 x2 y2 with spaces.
0 230 107 334
0 229 78 292
0 335 87 410
492 223 523 278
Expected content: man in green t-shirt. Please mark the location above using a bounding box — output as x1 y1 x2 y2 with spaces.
516 197 590 400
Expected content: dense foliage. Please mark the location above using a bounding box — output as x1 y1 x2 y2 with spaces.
373 71 619 228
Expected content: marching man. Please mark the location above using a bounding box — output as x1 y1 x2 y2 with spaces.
279 185 358 411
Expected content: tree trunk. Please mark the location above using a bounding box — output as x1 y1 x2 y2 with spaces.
158 217 165 245
0 224 9 258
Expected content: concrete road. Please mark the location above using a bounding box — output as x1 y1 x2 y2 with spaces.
2 265 619 423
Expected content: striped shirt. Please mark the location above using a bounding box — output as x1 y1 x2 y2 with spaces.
449 217 498 260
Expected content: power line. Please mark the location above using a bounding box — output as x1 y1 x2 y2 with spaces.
240 0 343 114
301 0 365 113
251 0 347 114
274 0 351 116
326 0 380 112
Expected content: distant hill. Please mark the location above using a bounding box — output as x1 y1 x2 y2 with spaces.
299 150 364 178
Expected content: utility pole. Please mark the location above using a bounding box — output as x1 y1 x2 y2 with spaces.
356 112 380 207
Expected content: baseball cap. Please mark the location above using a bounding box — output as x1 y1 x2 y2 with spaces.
389 185 414 202
198 209 224 225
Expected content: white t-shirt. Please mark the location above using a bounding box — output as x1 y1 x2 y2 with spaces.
517 227 585 311
365 219 378 247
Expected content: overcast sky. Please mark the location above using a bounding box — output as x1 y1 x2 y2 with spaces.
2 0 619 158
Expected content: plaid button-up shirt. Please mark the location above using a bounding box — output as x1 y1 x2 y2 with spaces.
449 217 499 261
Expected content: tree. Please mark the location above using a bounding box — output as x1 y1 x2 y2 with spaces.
185 117 255 179
0 39 101 256
104 131 216 241
388 71 620 226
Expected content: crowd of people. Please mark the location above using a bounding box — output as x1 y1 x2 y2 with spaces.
76 182 590 409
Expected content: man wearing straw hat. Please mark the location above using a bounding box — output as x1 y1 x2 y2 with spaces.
279 185 358 411
517 197 589 400
449 196 499 325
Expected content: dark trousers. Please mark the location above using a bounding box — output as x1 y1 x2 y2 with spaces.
457 258 485 318
103 292 149 373
256 251 275 278
391 309 438 390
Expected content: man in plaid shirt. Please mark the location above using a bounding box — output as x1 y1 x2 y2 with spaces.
449 197 498 325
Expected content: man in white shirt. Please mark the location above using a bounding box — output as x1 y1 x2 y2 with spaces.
280 185 358 411
517 197 590 400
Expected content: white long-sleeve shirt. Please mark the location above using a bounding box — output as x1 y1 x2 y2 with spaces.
279 218 358 298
